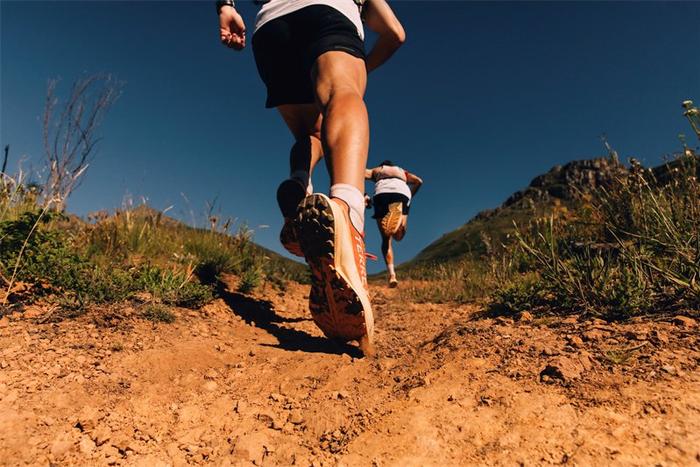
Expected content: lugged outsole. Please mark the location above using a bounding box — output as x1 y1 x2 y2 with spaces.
297 194 369 343
381 202 403 237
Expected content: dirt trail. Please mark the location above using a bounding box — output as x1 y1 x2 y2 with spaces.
1 275 699 466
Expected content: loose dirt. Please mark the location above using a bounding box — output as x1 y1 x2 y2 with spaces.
1 275 698 466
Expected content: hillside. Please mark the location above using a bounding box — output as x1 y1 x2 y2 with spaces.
403 153 688 268
94 204 308 282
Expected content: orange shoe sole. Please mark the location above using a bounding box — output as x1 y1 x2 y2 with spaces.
296 194 373 345
380 202 403 237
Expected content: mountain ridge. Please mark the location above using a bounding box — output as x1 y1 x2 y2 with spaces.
401 151 697 270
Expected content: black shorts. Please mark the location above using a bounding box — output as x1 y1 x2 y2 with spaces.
372 193 410 219
252 5 365 108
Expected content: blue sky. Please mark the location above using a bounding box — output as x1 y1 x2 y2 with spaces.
2 1 699 272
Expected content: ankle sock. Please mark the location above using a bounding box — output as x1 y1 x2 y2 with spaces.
387 263 396 278
329 183 365 232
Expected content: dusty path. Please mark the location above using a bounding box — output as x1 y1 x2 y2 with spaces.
1 276 699 466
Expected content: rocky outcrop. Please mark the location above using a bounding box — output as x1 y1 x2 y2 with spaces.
505 156 626 208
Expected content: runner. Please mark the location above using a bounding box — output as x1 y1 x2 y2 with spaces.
366 160 423 287
217 0 405 355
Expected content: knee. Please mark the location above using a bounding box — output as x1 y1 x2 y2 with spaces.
316 85 364 112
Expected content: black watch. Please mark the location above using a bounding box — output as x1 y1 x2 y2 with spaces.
216 0 235 14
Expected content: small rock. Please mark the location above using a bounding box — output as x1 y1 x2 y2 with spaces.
0 316 9 328
204 369 218 380
625 330 648 341
540 356 587 383
234 400 249 414
234 433 268 465
661 365 677 375
79 437 96 454
567 336 584 348
288 410 304 425
672 316 696 328
582 330 606 342
269 392 283 402
203 380 218 392
517 311 533 322
76 407 101 432
257 411 275 426
495 316 513 325
332 391 350 400
91 427 111 446
271 416 286 430
50 439 73 458
650 330 669 345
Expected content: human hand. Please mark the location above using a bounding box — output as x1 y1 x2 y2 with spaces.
219 6 246 50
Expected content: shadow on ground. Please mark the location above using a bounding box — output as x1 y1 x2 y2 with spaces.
217 283 362 358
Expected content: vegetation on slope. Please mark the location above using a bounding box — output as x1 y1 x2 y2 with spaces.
403 148 700 320
0 173 307 318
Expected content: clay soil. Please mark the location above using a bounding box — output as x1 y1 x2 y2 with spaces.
1 275 698 466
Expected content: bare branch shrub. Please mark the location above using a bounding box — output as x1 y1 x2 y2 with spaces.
42 74 121 210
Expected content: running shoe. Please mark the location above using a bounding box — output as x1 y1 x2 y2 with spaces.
380 201 403 237
279 218 303 257
388 276 398 288
296 194 374 353
276 179 306 257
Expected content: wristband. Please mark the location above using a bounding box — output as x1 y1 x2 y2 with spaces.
216 0 235 14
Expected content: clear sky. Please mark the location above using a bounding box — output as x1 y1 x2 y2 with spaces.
2 1 699 272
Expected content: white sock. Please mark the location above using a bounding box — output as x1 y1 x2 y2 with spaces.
329 183 364 232
387 263 396 278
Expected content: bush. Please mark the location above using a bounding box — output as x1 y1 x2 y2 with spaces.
141 304 176 324
492 154 700 320
134 265 213 308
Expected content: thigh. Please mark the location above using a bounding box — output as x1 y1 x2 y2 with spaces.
312 51 367 107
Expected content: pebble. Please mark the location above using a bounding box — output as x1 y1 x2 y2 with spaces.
50 439 73 458
672 316 696 328
661 365 677 375
91 427 111 446
288 410 304 425
650 330 669 344
517 311 533 322
567 336 584 348
203 380 218 392
79 437 96 454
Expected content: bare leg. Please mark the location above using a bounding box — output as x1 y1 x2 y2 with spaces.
379 219 397 286
278 104 324 178
394 215 408 241
313 51 368 191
